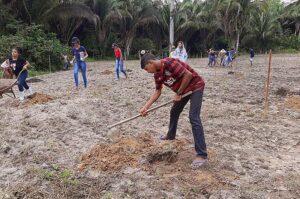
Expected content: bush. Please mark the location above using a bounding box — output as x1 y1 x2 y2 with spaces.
0 24 69 71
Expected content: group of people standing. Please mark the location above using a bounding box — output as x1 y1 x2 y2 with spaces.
208 48 236 67
207 48 255 67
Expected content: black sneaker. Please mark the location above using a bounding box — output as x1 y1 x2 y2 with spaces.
159 135 175 140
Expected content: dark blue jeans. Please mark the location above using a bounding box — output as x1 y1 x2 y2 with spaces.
18 71 29 92
115 58 127 79
74 61 87 88
167 89 207 158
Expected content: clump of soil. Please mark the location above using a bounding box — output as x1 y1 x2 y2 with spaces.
285 96 300 110
275 87 289 97
100 70 113 75
78 134 189 172
24 92 55 106
78 133 156 171
146 149 178 164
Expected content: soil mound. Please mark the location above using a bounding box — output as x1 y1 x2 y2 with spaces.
285 96 300 110
24 92 55 106
78 134 188 172
275 87 289 97
100 70 113 75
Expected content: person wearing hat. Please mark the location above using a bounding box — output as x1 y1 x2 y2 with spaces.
71 37 88 90
112 43 127 80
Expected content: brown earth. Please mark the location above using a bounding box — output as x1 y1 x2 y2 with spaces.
0 54 299 199
285 96 300 110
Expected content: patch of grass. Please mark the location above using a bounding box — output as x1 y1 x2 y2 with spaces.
28 69 50 77
274 48 300 54
101 192 113 199
30 166 78 185
42 170 55 180
85 57 99 62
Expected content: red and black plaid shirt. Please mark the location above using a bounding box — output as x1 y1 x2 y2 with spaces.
154 58 205 94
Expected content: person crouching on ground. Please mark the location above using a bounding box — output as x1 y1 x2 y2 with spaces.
71 37 88 90
139 53 208 169
4 47 32 100
1 59 14 79
112 43 127 80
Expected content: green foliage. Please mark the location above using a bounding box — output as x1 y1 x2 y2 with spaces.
1 0 300 67
131 38 155 57
273 35 300 52
38 166 78 185
0 24 69 71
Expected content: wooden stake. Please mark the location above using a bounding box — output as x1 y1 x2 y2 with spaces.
264 49 272 115
49 55 51 73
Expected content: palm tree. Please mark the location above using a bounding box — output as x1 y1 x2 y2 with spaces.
107 0 162 56
43 2 100 43
282 0 300 37
243 3 282 51
175 0 219 49
214 0 256 51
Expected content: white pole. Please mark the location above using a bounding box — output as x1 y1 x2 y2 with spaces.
169 0 175 52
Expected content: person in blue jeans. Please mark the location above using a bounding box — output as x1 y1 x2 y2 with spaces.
71 37 88 90
3 47 32 100
112 43 127 80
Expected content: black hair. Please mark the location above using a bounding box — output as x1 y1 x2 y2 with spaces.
71 37 80 44
12 47 22 54
141 53 156 69
112 43 118 48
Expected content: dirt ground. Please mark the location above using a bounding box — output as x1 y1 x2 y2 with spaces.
0 54 299 199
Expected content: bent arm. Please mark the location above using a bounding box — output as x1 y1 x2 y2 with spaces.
176 70 192 95
143 88 162 109
23 61 30 69
84 51 88 59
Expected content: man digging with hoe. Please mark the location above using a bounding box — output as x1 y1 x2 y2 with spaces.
139 53 208 169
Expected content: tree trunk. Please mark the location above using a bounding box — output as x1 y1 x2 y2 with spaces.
22 0 32 24
295 22 300 38
169 0 175 52
125 36 134 57
236 31 240 52
97 27 107 43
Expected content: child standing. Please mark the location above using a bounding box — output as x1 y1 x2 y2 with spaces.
219 49 226 66
62 54 70 70
140 53 208 169
250 48 255 66
112 43 127 80
207 49 216 67
71 37 88 90
3 47 32 100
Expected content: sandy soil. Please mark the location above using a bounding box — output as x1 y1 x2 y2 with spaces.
0 54 299 199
